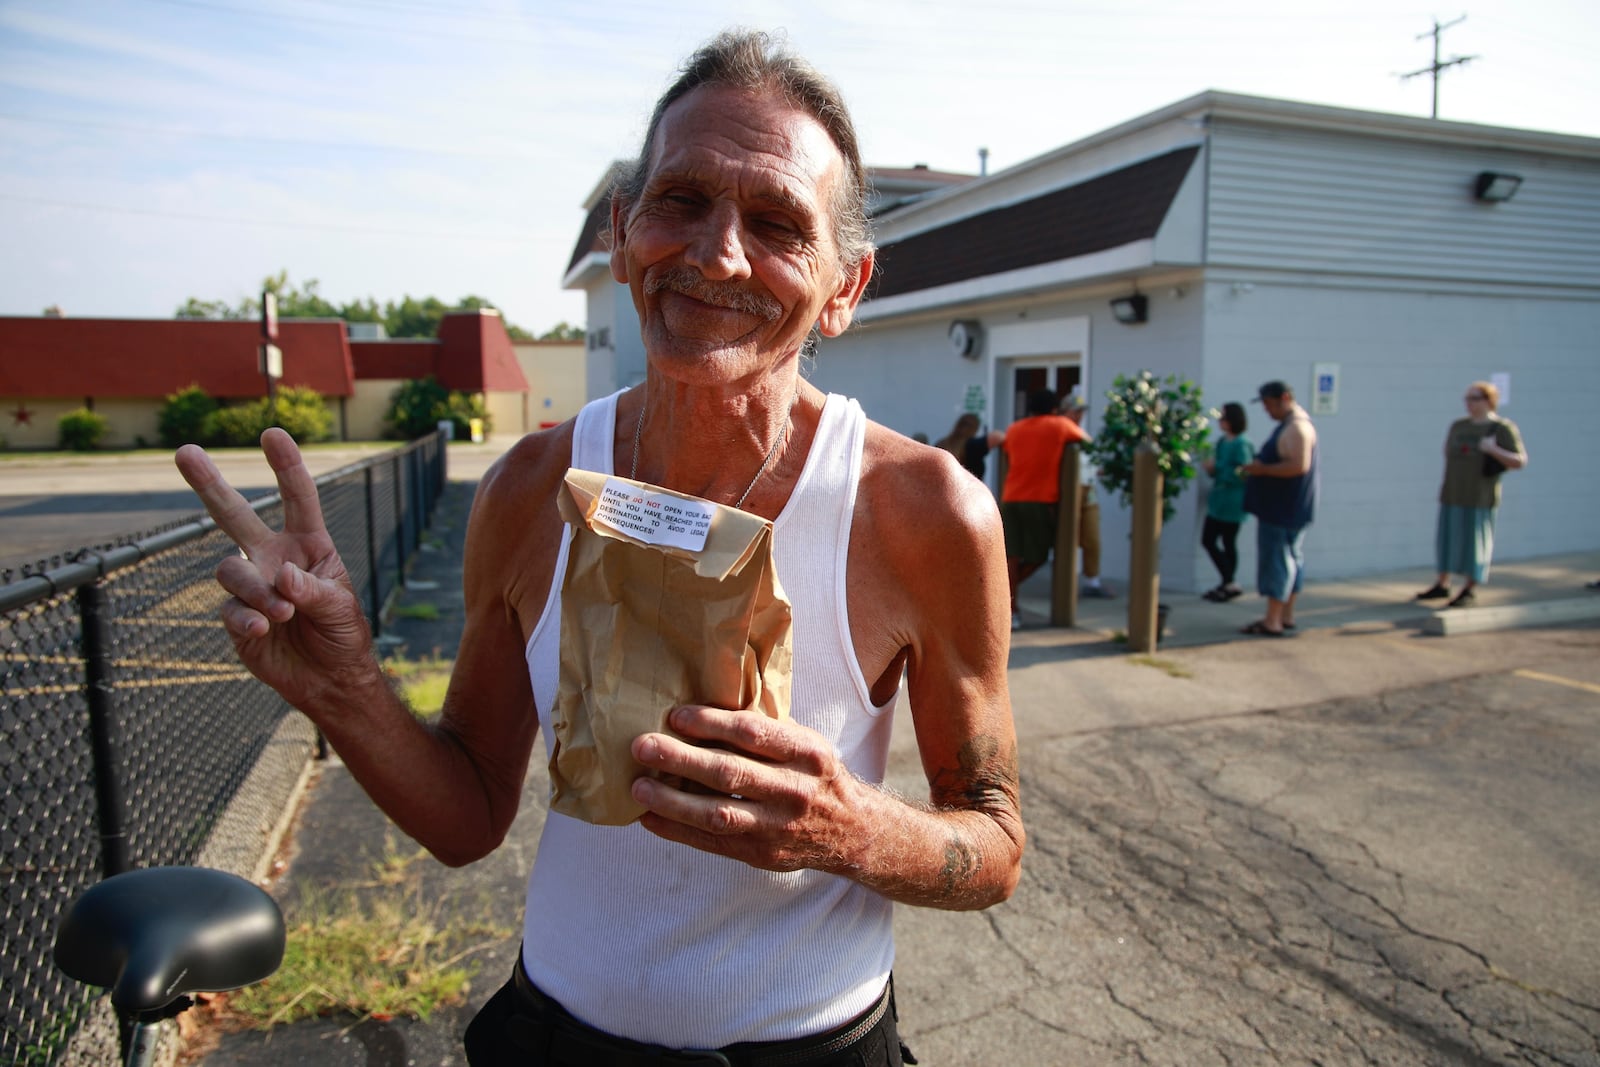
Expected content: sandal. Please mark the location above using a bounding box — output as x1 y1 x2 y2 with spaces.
1240 620 1285 637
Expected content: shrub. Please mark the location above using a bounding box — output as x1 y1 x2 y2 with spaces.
445 390 491 441
272 385 335 444
57 408 109 451
208 387 334 447
210 400 272 447
386 376 490 441
386 377 450 440
158 384 219 447
1084 371 1210 524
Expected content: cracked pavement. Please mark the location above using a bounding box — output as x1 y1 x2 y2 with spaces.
192 480 1599 1065
893 625 1600 1065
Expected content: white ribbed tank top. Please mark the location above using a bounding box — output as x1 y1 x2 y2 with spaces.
520 389 897 1047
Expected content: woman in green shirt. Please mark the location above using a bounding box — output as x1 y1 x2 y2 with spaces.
1201 402 1255 601
1416 380 1528 608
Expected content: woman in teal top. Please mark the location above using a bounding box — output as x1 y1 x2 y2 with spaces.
1201 402 1255 601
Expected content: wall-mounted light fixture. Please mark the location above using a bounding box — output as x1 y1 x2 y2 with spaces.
948 319 982 359
1473 171 1523 203
1109 294 1148 325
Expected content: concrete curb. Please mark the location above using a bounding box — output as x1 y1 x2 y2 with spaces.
1422 594 1600 635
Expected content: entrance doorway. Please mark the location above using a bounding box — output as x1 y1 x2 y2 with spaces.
1001 360 1081 426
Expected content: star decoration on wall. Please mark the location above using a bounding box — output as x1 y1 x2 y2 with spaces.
11 404 34 426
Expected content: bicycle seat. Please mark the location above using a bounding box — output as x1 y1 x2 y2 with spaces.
54 866 286 1016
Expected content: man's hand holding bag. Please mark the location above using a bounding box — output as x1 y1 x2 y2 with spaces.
550 469 794 826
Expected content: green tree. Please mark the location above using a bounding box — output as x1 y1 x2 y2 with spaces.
178 272 535 337
384 376 488 441
341 295 385 325
538 321 586 341
176 296 251 320
383 295 454 339
1084 371 1210 524
262 269 342 319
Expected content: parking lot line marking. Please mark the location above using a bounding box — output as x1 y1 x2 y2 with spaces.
1513 668 1600 697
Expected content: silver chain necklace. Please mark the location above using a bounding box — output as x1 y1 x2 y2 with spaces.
630 385 799 510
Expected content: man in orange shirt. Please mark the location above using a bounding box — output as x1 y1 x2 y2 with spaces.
1000 388 1090 629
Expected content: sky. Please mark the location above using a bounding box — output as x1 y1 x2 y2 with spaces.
2 0 1597 337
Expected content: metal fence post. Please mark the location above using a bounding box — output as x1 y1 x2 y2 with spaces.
1127 442 1163 652
364 466 382 638
78 582 130 878
392 453 407 587
1051 442 1082 628
437 429 448 499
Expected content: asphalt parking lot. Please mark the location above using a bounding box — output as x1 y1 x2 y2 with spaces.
14 444 1598 1065
193 474 1600 1067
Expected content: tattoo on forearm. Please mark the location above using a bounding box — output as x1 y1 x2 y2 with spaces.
931 733 1020 812
940 835 981 895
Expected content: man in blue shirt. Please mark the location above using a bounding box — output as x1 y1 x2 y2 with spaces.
1240 381 1319 636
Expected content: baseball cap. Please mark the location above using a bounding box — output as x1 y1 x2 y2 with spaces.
1253 380 1290 403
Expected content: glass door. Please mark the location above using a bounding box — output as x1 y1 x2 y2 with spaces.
1004 361 1081 426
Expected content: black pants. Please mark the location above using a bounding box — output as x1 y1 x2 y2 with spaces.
464 961 912 1067
1202 516 1241 585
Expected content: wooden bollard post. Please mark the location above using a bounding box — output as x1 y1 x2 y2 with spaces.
1127 441 1164 652
1051 441 1081 627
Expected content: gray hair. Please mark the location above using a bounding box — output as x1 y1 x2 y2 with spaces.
611 29 873 274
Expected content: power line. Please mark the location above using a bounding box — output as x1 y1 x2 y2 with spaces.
1399 15 1477 120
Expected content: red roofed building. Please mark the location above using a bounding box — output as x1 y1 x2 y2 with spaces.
0 309 547 447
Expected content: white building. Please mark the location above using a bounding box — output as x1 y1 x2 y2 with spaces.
566 92 1600 591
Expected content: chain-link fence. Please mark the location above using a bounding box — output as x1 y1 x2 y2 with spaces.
0 433 445 1066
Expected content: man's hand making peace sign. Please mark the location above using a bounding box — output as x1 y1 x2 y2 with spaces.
175 428 379 712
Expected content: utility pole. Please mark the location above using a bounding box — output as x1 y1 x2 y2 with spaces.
1400 15 1476 119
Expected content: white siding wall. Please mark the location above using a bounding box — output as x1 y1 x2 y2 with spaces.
812 317 986 445
1207 122 1600 287
1200 277 1600 578
580 281 645 402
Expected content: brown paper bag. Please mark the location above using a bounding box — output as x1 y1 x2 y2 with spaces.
549 468 794 826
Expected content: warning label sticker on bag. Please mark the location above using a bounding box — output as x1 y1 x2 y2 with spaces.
593 478 716 553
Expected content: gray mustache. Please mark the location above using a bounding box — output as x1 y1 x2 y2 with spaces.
646 268 782 320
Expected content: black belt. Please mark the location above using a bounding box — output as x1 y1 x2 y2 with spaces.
508 963 894 1067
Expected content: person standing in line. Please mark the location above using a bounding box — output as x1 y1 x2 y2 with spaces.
1239 381 1317 637
1414 380 1527 609
935 411 1003 481
1200 401 1255 601
1059 395 1113 598
999 388 1089 629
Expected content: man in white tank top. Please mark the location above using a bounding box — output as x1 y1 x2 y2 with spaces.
177 30 1021 1066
